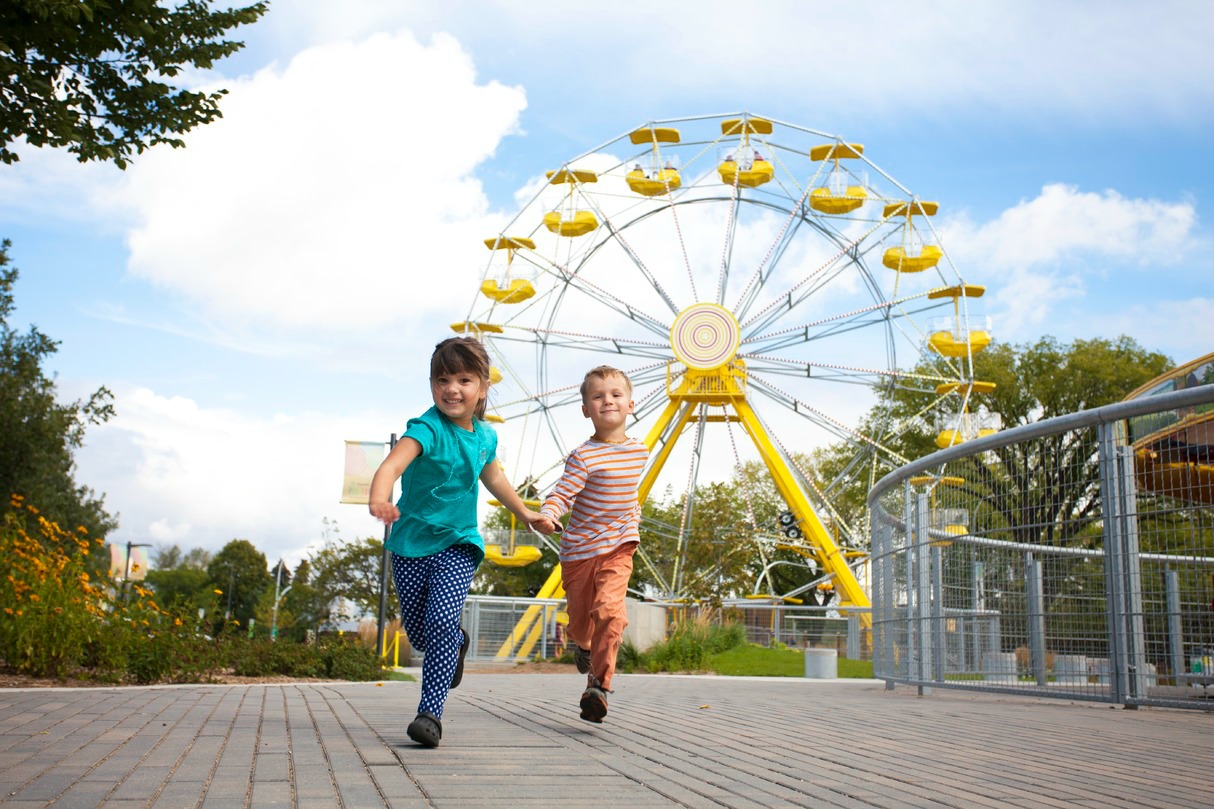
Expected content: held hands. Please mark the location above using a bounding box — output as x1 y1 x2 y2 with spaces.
368 501 400 525
527 512 559 535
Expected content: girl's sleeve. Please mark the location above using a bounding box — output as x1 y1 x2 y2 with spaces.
540 450 588 522
402 415 437 455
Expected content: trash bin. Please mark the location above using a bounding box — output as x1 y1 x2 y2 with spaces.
804 647 838 679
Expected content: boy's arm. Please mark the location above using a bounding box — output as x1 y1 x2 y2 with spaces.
480 460 543 527
368 437 422 525
539 451 588 526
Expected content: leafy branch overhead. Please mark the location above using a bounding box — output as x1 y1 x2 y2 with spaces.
0 0 268 168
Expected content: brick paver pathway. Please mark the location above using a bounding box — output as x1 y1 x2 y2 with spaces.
1 674 1209 807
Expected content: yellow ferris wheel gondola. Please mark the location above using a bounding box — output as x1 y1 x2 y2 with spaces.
483 498 544 567
718 118 774 188
808 142 868 214
543 168 599 236
626 127 682 197
926 285 993 358
882 200 943 273
480 236 537 304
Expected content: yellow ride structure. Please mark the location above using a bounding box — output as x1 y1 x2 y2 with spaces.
1125 351 1214 505
454 113 993 659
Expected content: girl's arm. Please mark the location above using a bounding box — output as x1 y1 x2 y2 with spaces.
480 460 544 528
368 437 422 525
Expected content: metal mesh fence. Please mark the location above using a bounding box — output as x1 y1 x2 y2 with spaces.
869 385 1214 710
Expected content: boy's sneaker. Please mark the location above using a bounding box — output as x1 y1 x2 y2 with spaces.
573 645 591 674
579 685 608 723
450 627 470 689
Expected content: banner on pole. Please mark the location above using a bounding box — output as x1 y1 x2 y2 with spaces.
108 544 149 581
342 440 387 504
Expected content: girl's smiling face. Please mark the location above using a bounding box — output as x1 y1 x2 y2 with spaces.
431 370 487 429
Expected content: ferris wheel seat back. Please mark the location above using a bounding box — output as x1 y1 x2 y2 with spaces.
882 244 943 273
481 277 536 303
543 210 598 237
626 168 682 196
483 544 543 567
717 159 774 188
810 186 867 214
928 328 993 358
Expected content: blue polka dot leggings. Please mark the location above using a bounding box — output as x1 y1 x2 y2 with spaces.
391 544 476 719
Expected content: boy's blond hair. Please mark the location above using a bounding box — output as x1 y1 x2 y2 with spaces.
579 365 632 401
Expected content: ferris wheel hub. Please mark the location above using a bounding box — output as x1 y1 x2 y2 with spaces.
670 303 741 371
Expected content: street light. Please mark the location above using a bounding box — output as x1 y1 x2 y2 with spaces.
270 560 292 641
223 562 236 621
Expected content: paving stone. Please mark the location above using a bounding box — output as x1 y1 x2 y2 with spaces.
0 676 1210 807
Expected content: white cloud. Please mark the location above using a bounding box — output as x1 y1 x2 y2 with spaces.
76 385 396 566
938 183 1198 338
264 1 1214 123
118 29 526 338
1079 298 1214 363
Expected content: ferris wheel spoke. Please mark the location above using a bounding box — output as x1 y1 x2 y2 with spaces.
740 291 937 353
746 373 911 466
495 327 673 362
584 203 684 317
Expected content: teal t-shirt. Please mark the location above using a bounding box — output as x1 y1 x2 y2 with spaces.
385 406 497 566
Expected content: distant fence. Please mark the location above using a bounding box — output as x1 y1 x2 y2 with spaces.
454 597 873 663
868 385 1214 710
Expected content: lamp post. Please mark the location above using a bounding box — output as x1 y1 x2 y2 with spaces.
224 562 236 621
270 560 292 641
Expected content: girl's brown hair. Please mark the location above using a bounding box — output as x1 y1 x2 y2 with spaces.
430 337 492 420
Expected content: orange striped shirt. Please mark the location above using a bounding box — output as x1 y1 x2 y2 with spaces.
540 437 649 562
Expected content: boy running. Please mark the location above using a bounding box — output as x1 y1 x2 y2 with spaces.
533 366 648 723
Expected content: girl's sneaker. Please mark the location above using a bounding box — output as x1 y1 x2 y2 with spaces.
573 645 591 674
407 712 442 747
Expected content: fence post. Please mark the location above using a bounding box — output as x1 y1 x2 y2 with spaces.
1026 554 1047 686
971 560 985 672
931 544 945 684
915 492 933 695
1099 421 1127 703
1117 444 1148 701
1166 567 1184 683
878 520 896 688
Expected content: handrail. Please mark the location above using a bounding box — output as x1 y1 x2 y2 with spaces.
868 384 1214 513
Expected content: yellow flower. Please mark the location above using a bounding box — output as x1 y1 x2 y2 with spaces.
3 608 11 615
173 617 183 627
213 589 223 595
28 594 40 602
76 525 88 535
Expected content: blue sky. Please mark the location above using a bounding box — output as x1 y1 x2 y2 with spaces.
1 0 1210 567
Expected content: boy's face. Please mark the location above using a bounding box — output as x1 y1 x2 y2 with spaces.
581 374 634 430
431 371 487 427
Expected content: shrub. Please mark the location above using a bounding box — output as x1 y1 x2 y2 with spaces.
0 498 109 677
644 615 747 673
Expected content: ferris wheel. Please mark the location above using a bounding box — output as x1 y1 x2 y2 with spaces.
459 113 993 609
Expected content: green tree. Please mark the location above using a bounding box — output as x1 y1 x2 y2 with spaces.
473 507 557 597
1 0 268 167
280 558 328 641
145 565 209 610
309 534 397 626
206 538 271 630
0 241 115 539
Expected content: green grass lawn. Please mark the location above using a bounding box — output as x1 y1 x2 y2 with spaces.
380 670 416 682
707 645 874 678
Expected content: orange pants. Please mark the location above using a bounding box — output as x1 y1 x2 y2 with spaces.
561 543 635 691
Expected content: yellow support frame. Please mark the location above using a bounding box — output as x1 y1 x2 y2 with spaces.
498 361 872 659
